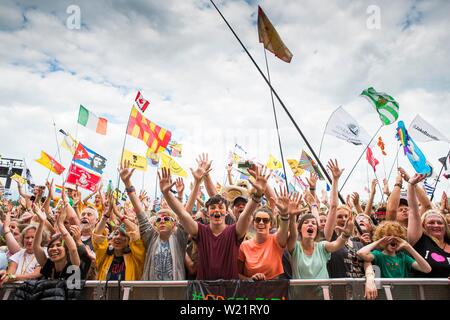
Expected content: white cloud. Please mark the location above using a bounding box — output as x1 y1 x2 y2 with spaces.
1 0 449 203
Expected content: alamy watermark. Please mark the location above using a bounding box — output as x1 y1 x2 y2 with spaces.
66 5 81 30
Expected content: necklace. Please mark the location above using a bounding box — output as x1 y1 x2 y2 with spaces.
20 252 36 275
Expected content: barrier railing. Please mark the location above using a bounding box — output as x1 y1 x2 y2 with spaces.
1 278 449 300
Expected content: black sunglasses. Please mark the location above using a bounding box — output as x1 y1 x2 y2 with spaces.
156 216 174 223
254 217 270 224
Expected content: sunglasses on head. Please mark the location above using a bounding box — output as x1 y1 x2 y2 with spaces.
156 216 174 223
254 217 270 224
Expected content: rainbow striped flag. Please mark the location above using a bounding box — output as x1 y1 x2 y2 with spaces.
55 184 63 194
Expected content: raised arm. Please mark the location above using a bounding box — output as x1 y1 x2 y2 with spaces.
226 163 234 185
351 192 364 214
57 206 80 267
31 204 49 267
42 179 54 216
324 159 344 241
61 184 80 226
324 215 354 253
16 181 30 200
2 211 21 255
397 237 431 273
119 160 145 216
160 168 198 237
175 178 185 203
407 174 426 245
195 153 216 197
286 192 303 253
236 165 270 239
273 187 291 247
364 179 377 217
386 171 402 221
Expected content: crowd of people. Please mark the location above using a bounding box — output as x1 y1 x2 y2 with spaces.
0 153 449 300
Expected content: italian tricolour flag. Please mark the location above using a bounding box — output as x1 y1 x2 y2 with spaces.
78 105 107 135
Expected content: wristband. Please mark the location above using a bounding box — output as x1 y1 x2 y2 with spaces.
309 187 316 191
125 186 136 194
120 216 126 222
251 194 262 203
341 233 351 239
62 232 69 237
394 183 402 188
280 215 290 221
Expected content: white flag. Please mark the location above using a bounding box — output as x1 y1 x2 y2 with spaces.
409 114 449 143
325 106 372 146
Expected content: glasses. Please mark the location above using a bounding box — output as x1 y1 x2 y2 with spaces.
254 217 271 224
156 216 174 223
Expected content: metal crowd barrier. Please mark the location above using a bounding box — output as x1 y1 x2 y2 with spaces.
1 278 449 300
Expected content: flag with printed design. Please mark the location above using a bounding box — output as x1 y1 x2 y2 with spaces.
299 150 325 180
366 147 379 172
59 129 78 155
10 173 26 185
135 91 150 113
35 151 65 175
66 163 101 192
55 184 63 195
146 149 161 167
159 152 187 177
325 106 372 145
377 136 387 156
127 106 172 153
361 87 399 125
257 6 293 63
409 114 450 143
266 154 282 170
423 178 436 196
122 149 148 172
287 159 304 176
167 141 183 158
77 105 108 135
396 120 432 175
72 143 107 176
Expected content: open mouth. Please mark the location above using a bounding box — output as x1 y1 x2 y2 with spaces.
49 251 61 259
306 227 314 235
213 214 222 219
80 218 89 224
389 241 398 248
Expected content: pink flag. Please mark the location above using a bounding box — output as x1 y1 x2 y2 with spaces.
135 91 150 113
66 164 101 191
366 147 379 172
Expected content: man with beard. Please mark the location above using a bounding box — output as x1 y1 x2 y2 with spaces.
79 206 98 250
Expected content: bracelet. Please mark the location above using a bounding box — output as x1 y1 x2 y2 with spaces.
394 183 402 188
120 216 126 222
341 233 351 239
61 232 69 237
280 215 290 221
309 187 316 191
251 194 262 203
4 230 11 235
125 186 136 194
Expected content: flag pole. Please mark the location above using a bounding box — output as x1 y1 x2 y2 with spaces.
262 48 289 190
387 145 401 182
116 107 133 193
430 150 450 201
339 124 382 193
209 0 345 204
372 169 385 204
318 106 339 159
141 171 145 192
52 118 66 183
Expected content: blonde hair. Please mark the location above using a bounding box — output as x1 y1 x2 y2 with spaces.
373 221 407 242
421 209 450 243
337 205 352 216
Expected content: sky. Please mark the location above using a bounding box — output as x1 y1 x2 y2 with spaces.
0 0 449 204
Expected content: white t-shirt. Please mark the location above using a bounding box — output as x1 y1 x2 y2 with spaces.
9 249 41 275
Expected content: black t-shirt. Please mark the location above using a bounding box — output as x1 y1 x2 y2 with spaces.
77 245 92 280
82 237 94 251
41 259 72 280
107 255 126 281
413 234 450 278
327 232 364 278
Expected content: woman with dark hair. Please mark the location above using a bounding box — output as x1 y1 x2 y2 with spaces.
32 203 80 280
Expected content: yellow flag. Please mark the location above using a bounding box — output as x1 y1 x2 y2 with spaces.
287 159 304 176
35 151 65 175
231 152 241 164
257 6 293 63
266 154 282 170
159 152 187 177
10 173 27 185
122 149 148 172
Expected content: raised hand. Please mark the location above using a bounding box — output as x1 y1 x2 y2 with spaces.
351 192 360 207
32 203 47 223
158 168 176 195
45 179 54 191
398 167 410 183
326 159 344 180
409 173 426 185
371 179 378 193
119 160 135 186
306 172 319 190
441 192 448 211
287 192 303 216
247 165 271 196
175 177 185 195
69 225 82 245
273 187 290 217
336 214 354 236
190 153 213 182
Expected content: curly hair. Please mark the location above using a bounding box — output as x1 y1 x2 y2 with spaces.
373 221 407 242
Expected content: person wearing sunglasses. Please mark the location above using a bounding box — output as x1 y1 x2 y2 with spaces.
238 187 295 281
119 161 189 281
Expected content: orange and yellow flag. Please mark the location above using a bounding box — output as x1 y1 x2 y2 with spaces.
35 151 65 175
257 6 293 63
126 106 172 153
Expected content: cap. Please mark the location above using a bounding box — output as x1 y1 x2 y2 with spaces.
399 198 408 207
232 196 248 207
